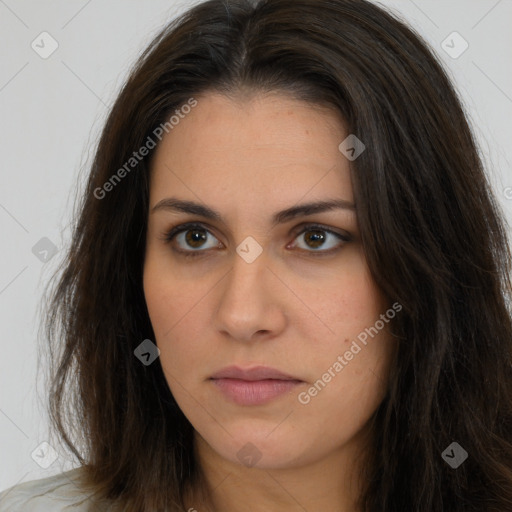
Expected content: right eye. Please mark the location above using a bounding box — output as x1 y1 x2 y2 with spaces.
162 223 224 256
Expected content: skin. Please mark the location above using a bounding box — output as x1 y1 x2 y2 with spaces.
143 91 397 512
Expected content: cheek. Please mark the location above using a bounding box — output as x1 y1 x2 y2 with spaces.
297 288 395 447
143 251 202 334
143 266 217 421
143 259 213 377
314 258 388 341
303 259 394 397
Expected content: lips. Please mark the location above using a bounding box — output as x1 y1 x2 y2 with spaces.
209 365 304 406
210 365 301 381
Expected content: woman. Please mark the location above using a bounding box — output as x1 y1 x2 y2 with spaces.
1 0 511 510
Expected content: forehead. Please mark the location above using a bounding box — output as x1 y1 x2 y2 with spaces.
149 91 354 213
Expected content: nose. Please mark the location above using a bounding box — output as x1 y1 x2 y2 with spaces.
213 249 287 342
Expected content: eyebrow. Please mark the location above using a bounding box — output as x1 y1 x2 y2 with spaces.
151 197 355 226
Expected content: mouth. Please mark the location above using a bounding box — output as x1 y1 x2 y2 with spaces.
209 365 304 406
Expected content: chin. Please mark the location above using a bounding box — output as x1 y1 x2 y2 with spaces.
206 427 315 470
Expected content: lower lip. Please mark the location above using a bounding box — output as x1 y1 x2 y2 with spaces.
211 378 302 406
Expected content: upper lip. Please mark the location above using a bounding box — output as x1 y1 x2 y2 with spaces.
210 365 302 381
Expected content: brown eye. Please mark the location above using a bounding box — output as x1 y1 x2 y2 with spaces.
163 223 222 254
303 230 326 248
185 228 208 248
291 225 350 253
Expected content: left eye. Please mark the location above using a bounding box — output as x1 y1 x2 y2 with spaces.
291 227 347 251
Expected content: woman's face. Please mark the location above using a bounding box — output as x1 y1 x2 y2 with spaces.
143 91 397 470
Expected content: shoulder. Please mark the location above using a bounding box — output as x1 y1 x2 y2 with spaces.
0 467 105 512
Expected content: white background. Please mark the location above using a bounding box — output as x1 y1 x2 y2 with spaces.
0 0 511 491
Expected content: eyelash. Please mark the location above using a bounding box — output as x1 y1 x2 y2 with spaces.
160 222 352 259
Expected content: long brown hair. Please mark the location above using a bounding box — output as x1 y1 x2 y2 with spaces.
43 0 512 510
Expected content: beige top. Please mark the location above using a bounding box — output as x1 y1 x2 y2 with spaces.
0 467 106 511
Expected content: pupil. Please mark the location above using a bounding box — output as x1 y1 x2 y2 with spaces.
306 230 325 248
186 229 207 248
